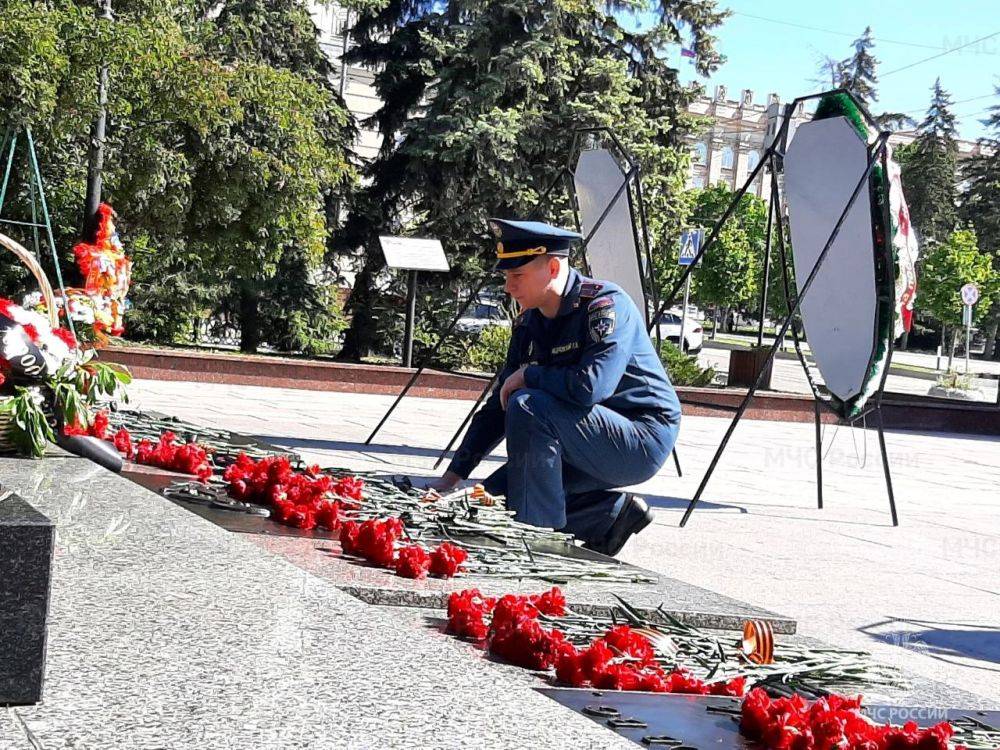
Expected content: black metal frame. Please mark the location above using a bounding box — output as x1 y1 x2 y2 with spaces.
674 89 899 527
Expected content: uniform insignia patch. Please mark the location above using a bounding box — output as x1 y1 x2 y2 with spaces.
587 296 614 312
588 310 616 342
579 282 604 298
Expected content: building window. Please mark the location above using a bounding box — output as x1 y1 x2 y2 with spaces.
721 146 734 170
747 150 760 172
693 143 708 165
690 174 706 189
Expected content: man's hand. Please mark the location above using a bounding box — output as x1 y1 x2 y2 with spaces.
499 364 528 410
426 471 461 494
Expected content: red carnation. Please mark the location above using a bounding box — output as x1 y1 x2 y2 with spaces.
339 520 361 555
395 545 431 579
708 675 747 697
592 662 642 691
91 410 110 440
529 587 567 617
315 501 341 531
113 427 134 458
601 625 656 666
446 589 496 640
429 541 468 578
63 422 89 437
554 643 588 687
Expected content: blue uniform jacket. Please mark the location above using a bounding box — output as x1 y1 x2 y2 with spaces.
448 268 681 479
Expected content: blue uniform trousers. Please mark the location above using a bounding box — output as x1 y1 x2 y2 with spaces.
481 388 678 546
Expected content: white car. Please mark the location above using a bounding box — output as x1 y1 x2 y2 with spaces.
455 301 511 333
656 311 704 353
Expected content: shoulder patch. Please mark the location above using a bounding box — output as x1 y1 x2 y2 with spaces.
588 308 616 342
579 281 604 299
587 296 614 312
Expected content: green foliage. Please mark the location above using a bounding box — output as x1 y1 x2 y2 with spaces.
335 0 727 359
919 229 996 328
658 340 715 387
839 27 878 108
959 91 1000 357
467 325 512 373
0 349 130 458
960 92 1000 257
897 79 959 245
0 387 55 458
687 184 766 310
0 0 356 354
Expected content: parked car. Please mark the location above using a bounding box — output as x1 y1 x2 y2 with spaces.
456 301 511 333
656 310 704 353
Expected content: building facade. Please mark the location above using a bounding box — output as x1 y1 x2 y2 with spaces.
686 86 987 202
309 2 382 161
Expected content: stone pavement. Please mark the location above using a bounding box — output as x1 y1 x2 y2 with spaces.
125 378 1000 710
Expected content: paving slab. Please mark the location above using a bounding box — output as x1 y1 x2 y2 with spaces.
1 455 637 749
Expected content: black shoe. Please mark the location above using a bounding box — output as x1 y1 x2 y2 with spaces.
585 494 654 557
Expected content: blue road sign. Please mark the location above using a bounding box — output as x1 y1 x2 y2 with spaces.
679 229 704 266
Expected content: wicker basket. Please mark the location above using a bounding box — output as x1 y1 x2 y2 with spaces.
0 231 59 456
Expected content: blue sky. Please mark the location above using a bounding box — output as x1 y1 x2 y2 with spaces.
668 0 1000 141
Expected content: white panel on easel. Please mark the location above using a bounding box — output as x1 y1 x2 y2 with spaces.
784 116 877 403
573 149 647 319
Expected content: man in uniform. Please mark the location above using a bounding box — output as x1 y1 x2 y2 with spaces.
429 219 681 556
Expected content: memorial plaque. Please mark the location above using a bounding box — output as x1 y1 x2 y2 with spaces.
0 490 54 705
378 236 450 272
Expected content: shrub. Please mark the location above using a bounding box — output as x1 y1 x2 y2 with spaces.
659 341 715 387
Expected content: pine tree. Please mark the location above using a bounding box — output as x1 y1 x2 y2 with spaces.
840 27 878 108
335 0 728 360
960 88 1000 357
819 27 912 130
898 79 959 246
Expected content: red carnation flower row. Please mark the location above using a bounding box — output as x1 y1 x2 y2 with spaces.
445 587 745 696
339 517 469 579
222 453 364 531
740 688 962 750
63 413 212 480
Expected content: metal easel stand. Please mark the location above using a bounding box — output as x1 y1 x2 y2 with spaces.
677 89 899 527
430 126 682 476
0 125 77 340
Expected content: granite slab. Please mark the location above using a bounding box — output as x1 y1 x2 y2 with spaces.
120 460 799 634
0 709 30 750
247 533 799 634
0 491 54 705
0 455 636 749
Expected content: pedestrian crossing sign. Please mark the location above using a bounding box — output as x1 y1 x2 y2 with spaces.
679 229 703 266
